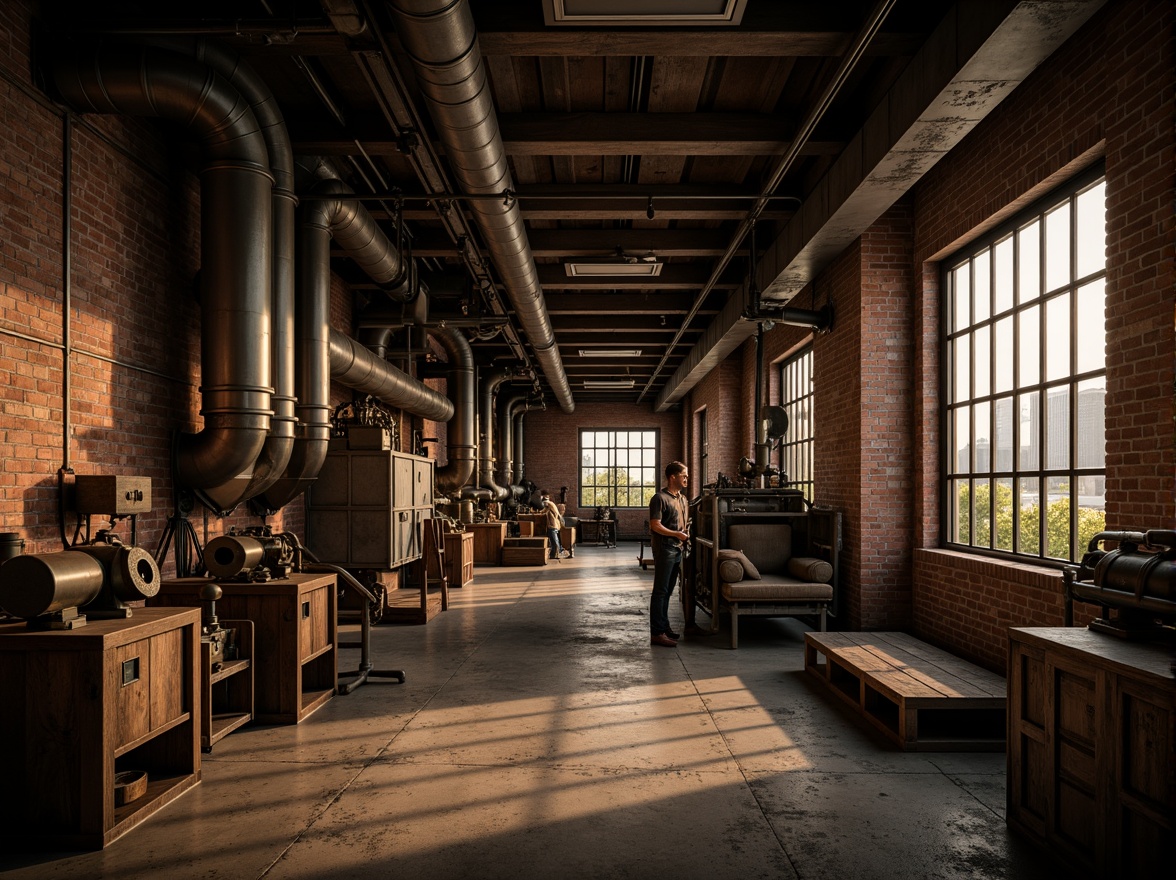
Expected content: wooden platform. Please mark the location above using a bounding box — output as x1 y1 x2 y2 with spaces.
804 631 1006 751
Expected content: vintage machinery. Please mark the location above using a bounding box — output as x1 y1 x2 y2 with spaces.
205 525 301 581
1063 529 1176 638
0 530 160 628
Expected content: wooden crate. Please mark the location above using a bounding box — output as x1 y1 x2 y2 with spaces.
804 631 1006 751
152 575 336 725
1007 627 1174 878
502 537 548 566
0 608 201 850
467 521 507 565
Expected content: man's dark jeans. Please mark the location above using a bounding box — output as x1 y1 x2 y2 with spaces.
650 544 682 636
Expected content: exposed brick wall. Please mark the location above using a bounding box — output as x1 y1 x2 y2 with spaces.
910 0 1175 671
685 354 743 486
524 402 683 539
0 1 362 572
857 206 915 629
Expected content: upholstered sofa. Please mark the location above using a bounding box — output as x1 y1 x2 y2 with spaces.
715 521 836 648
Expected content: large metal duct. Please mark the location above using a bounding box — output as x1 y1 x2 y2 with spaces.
496 389 531 497
387 0 574 413
512 401 529 489
329 329 451 421
255 166 450 511
51 45 274 498
430 326 476 497
477 369 513 501
156 39 298 513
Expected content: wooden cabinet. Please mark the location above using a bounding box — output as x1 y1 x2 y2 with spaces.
1007 627 1174 878
202 619 253 752
468 521 507 565
306 443 434 569
0 608 201 849
152 574 336 725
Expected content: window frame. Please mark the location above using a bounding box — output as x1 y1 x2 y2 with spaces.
941 165 1106 566
778 344 814 502
578 428 661 509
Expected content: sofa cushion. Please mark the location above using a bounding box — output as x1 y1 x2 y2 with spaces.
718 558 746 583
788 556 833 583
728 523 790 573
722 575 833 602
718 548 760 580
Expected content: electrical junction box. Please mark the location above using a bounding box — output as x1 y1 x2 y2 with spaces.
74 475 152 516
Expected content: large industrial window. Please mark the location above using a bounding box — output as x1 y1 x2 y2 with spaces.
944 170 1106 563
580 429 659 509
779 346 814 501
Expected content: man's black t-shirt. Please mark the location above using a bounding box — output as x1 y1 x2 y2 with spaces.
649 489 688 554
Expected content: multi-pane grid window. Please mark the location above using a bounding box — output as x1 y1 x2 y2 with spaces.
779 346 814 501
580 429 659 508
944 172 1106 563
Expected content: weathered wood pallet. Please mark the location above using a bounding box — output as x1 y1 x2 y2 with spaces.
804 631 1007 751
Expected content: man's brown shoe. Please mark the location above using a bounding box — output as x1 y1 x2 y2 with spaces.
650 633 678 648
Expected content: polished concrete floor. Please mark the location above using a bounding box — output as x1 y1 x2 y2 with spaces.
4 545 1058 880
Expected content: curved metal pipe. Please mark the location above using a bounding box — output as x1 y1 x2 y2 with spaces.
496 390 526 494
255 163 438 512
478 369 513 501
512 402 527 489
51 44 274 497
157 39 298 512
329 329 452 421
431 326 476 496
388 0 574 413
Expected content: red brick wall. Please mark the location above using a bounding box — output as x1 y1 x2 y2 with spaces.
524 402 683 539
857 207 915 628
0 2 366 572
910 0 1175 670
685 354 743 487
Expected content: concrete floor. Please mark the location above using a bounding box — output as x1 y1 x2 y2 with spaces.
3 545 1058 880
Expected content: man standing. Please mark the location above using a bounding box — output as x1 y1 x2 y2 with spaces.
539 489 566 562
648 461 689 647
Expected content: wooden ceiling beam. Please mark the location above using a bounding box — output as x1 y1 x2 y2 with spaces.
476 30 924 58
543 292 716 315
499 113 842 156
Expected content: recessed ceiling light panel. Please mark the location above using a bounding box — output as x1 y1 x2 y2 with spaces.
565 261 662 277
543 0 747 26
583 379 636 389
578 349 642 357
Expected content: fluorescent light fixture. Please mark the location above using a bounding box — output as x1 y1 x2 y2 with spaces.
578 349 642 358
544 0 747 26
565 261 662 277
583 379 636 389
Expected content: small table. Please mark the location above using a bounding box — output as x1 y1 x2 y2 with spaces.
580 519 616 547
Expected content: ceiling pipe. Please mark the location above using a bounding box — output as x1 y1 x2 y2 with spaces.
50 44 275 502
329 329 452 421
498 389 538 498
477 368 520 502
387 0 575 413
255 162 450 511
511 403 528 491
430 326 476 497
155 39 298 513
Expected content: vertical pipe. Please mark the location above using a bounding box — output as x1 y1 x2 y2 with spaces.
61 113 71 471
58 112 74 548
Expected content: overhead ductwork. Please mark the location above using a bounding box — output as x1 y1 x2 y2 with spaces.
329 329 452 421
387 0 575 413
50 44 276 506
151 39 298 513
256 161 450 511
430 326 476 497
498 389 538 498
511 398 538 493
477 369 514 501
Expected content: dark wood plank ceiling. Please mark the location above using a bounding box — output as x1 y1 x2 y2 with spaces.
50 0 949 406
